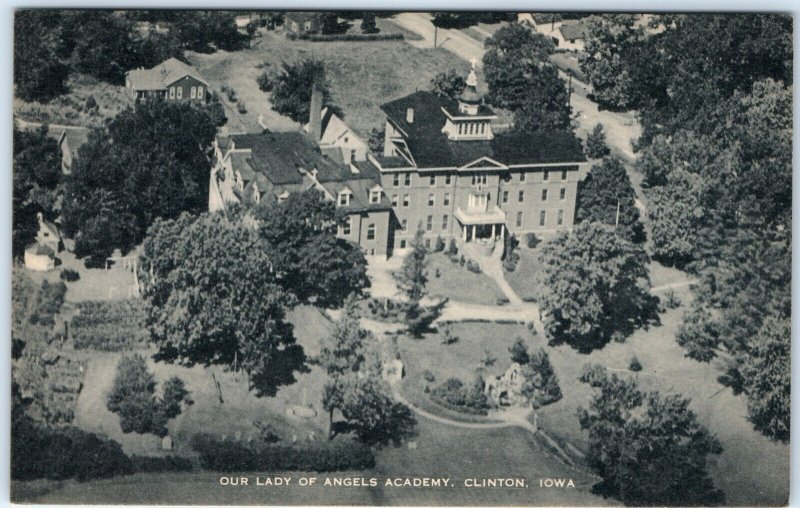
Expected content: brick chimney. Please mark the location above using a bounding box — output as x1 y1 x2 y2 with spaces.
309 81 323 143
406 107 414 124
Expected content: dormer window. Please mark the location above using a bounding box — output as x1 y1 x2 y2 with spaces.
338 190 351 206
369 189 381 204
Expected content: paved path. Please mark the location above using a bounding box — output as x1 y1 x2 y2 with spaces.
650 280 697 293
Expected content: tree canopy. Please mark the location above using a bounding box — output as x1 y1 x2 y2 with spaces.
534 223 658 352
252 190 369 308
61 100 217 265
269 59 341 124
13 125 63 256
430 70 467 100
139 212 306 397
575 157 644 244
578 367 724 505
482 23 570 132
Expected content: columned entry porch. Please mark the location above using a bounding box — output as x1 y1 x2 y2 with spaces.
459 222 505 243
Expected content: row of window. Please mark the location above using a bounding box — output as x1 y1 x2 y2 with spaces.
514 210 565 227
391 170 570 188
339 218 377 240
502 188 568 204
457 122 487 136
169 85 204 99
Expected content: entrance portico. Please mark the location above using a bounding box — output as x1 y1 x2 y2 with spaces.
455 206 506 243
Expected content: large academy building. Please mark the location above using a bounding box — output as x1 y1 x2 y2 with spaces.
209 66 586 258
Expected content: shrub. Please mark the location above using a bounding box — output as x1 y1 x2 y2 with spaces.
256 71 273 92
629 355 643 372
465 260 481 273
481 348 496 367
433 236 445 252
585 123 611 159
237 101 247 114
430 376 489 415
60 268 80 282
459 255 465 266
664 289 682 309
524 232 539 248
441 324 459 345
85 95 98 110
446 238 458 256
29 280 67 326
503 234 520 272
423 370 436 383
522 348 562 407
509 337 530 364
496 297 510 306
191 434 375 472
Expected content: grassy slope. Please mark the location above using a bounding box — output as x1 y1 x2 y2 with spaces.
425 253 507 305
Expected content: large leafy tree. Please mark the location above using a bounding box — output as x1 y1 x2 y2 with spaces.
578 368 724 505
173 11 247 53
14 11 69 101
139 212 305 397
13 125 63 256
269 59 340 124
253 191 369 307
430 70 466 100
482 23 570 131
61 101 216 265
575 157 644 243
340 374 417 446
534 223 658 352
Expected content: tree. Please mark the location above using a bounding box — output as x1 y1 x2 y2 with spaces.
318 297 371 438
575 157 645 243
368 127 385 154
253 191 369 307
320 13 339 35
520 348 561 407
13 125 63 257
68 11 138 84
394 227 428 302
139 212 306 397
61 101 217 265
270 59 340 124
584 123 610 159
577 368 724 505
482 24 570 131
534 223 658 352
403 299 447 338
14 11 69 101
106 354 189 436
578 15 641 110
360 13 379 34
430 70 466 99
173 11 247 53
508 337 530 364
340 375 417 446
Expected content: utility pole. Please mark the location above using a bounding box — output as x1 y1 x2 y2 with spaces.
568 74 573 108
434 25 438 48
615 199 621 228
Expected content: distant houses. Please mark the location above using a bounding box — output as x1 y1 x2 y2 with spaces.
284 12 321 35
24 212 61 272
125 57 210 103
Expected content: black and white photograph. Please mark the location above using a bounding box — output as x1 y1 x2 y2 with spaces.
8 9 792 506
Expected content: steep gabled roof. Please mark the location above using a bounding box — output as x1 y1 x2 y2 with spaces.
558 21 588 41
126 57 208 91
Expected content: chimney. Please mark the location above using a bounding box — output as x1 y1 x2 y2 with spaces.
309 81 323 143
406 107 414 124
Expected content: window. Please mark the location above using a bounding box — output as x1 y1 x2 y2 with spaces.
518 190 524 203
502 190 508 203
391 194 398 207
177 87 182 99
428 194 435 206
341 217 351 235
404 173 411 186
426 215 433 231
253 190 260 204
445 175 452 185
169 87 175 99
520 172 526 182
304 21 312 31
561 170 567 181
393 174 400 187
190 86 196 99
425 239 431 248
541 189 548 201
401 219 408 230
443 193 450 206
197 86 203 98
400 239 406 249
350 149 357 162
430 175 436 186
403 195 409 207
516 211 523 227
471 174 487 186
539 210 546 226
560 188 566 200
370 189 381 204
442 214 449 230
292 21 299 31
543 170 549 181
557 209 564 225
338 192 350 206
367 223 375 240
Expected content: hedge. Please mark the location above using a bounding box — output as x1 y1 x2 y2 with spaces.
287 32 404 42
191 434 375 472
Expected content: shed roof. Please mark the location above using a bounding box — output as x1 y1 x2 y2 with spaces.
126 57 208 91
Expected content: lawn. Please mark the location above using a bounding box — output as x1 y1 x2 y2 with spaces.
70 304 334 458
397 321 532 423
14 73 132 128
505 248 541 302
425 253 507 305
188 29 474 137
